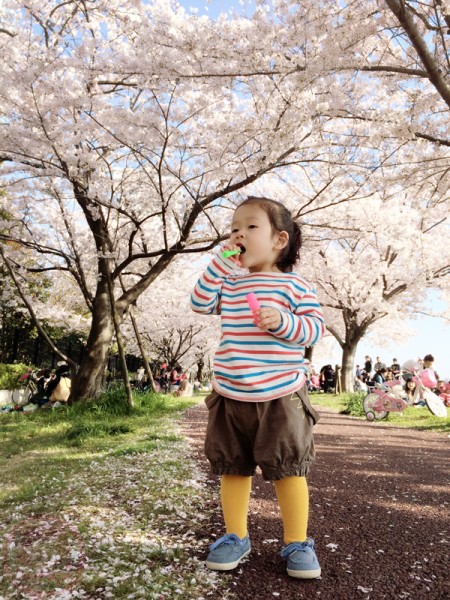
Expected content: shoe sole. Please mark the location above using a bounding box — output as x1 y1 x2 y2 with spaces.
287 566 321 579
206 548 251 571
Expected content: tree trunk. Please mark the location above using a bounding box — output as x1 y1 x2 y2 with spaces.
341 343 358 392
129 307 157 393
69 253 175 401
105 256 134 408
70 284 114 401
304 346 314 362
327 317 369 393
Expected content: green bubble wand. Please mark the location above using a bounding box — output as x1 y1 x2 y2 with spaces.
222 249 241 258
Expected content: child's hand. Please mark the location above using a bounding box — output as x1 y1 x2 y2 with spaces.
254 307 281 331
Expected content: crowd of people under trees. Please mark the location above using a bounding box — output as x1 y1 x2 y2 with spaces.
354 354 450 407
304 353 450 408
135 363 198 397
4 352 449 413
2 359 201 413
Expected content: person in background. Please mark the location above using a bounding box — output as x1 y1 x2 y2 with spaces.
310 371 320 392
169 368 180 392
385 369 394 381
45 361 71 406
418 354 439 392
136 365 145 390
174 374 192 397
374 356 386 372
436 380 450 407
403 378 419 405
320 365 335 393
371 367 388 386
421 354 439 379
363 356 372 378
354 375 367 392
29 368 53 407
390 358 401 378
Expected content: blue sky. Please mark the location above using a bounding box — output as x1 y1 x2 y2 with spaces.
180 0 254 18
357 315 450 379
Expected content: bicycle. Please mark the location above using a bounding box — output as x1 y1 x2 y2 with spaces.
11 370 39 408
363 367 447 421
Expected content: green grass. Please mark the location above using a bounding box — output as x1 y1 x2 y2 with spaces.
0 388 228 599
384 405 450 432
309 391 348 413
311 391 450 433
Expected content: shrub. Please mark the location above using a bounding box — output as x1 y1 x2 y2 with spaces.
340 391 366 417
0 363 33 390
69 383 169 418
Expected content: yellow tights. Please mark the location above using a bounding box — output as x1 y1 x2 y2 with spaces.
274 475 309 544
221 474 309 543
221 475 252 539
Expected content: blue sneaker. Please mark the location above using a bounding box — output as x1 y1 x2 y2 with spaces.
280 538 321 579
206 533 251 571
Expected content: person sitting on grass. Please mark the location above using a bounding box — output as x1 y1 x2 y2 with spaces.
418 354 439 392
436 380 450 407
371 367 388 386
403 378 419 406
44 361 71 407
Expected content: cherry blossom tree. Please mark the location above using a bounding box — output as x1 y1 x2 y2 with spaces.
1 0 449 401
302 192 449 390
0 0 366 399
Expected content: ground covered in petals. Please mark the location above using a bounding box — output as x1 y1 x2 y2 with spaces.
0 393 231 599
181 402 450 600
2 392 448 600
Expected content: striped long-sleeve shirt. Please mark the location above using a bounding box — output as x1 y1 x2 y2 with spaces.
190 254 325 402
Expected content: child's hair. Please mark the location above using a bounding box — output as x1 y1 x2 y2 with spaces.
423 354 434 362
239 196 302 272
404 378 416 391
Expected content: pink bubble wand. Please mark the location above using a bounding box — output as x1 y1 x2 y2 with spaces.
246 292 261 315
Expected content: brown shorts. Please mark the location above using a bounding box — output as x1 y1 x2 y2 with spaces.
204 386 320 481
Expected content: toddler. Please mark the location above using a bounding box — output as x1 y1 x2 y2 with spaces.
190 196 325 579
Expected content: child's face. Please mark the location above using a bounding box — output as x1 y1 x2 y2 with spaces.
229 204 288 272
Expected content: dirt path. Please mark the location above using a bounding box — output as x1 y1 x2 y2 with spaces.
180 403 450 600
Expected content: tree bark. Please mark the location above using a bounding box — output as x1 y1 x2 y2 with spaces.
69 253 175 401
129 307 157 393
104 255 134 408
70 282 114 401
341 343 358 392
327 319 366 393
304 346 314 362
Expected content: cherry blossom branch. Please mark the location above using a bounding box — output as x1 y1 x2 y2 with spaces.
385 0 450 108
